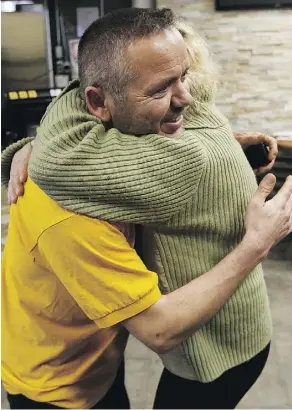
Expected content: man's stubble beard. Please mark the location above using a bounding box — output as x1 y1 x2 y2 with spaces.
109 102 159 137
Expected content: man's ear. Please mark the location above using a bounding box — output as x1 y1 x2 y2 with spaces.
85 86 112 122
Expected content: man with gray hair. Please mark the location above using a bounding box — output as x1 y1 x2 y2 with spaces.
2 7 291 410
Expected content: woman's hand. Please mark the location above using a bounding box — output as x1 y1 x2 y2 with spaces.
7 142 33 204
234 131 278 175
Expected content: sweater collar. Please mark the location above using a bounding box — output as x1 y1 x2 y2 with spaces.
183 101 229 130
183 84 228 130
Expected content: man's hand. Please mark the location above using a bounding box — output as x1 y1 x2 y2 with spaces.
7 142 33 204
244 173 292 255
234 132 278 175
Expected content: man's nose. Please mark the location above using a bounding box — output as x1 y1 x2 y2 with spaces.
171 82 193 108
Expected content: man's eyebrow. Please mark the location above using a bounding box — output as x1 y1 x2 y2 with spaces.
147 76 177 94
147 67 190 95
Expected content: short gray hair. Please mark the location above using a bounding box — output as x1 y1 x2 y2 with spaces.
78 8 176 100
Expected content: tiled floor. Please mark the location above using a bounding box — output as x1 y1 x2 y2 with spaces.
1 187 292 409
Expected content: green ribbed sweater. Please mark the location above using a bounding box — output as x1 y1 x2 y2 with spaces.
1 80 272 382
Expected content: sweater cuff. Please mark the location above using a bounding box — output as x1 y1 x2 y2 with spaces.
1 137 35 188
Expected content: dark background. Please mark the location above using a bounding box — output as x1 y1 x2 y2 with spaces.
216 0 292 9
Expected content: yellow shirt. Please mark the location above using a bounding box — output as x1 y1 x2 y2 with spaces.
2 178 161 409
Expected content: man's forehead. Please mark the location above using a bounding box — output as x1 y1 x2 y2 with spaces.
127 28 189 75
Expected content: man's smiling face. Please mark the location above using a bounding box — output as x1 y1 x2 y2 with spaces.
106 27 193 137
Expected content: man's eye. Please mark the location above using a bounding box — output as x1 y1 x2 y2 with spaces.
157 85 169 94
181 75 186 83
154 87 169 99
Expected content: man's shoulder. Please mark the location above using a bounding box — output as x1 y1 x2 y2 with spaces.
37 213 136 271
42 216 134 248
19 177 76 226
12 178 108 249
12 177 134 254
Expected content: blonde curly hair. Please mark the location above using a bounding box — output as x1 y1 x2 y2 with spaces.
175 19 217 102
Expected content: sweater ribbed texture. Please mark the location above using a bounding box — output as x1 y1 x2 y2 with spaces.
27 81 207 223
144 125 272 380
1 81 272 381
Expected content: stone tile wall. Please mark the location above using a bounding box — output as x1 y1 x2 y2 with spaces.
158 0 292 134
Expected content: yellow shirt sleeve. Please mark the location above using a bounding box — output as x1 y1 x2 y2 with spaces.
38 215 161 328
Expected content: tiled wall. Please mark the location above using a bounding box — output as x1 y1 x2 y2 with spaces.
158 0 292 134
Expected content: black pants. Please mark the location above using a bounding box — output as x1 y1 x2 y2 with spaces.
7 344 270 410
7 361 130 410
154 343 271 409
